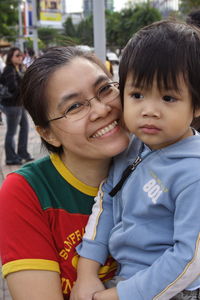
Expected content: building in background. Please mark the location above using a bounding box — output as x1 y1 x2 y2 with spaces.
124 0 178 13
38 0 64 28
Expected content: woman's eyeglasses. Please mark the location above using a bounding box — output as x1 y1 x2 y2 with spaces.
47 82 120 123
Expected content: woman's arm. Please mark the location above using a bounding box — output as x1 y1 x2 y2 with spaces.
7 270 64 300
0 173 64 298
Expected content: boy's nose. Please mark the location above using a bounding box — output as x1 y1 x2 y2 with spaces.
141 104 160 118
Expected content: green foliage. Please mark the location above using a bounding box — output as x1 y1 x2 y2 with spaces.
38 27 79 49
63 17 76 38
179 0 200 14
38 27 59 47
24 37 45 50
0 0 18 41
106 10 121 49
131 3 162 33
106 4 161 51
76 15 93 46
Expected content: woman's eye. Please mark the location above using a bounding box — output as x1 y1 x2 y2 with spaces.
131 92 144 99
99 83 113 96
163 95 177 103
65 102 84 114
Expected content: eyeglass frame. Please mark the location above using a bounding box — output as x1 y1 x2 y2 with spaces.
47 81 120 123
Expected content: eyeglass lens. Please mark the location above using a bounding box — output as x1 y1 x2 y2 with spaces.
66 83 119 121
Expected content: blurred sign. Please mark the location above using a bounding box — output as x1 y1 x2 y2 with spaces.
24 0 33 36
39 0 62 26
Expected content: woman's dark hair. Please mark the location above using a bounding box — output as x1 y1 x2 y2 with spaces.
6 47 21 65
119 20 200 111
21 46 111 153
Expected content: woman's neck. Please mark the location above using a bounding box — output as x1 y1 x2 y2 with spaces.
60 153 111 187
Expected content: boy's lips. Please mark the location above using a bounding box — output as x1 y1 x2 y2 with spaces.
91 120 118 138
140 124 161 134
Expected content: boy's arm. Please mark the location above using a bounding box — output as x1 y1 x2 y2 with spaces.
77 168 115 265
70 257 105 300
71 170 116 300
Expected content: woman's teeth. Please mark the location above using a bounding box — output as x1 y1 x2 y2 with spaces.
92 121 118 138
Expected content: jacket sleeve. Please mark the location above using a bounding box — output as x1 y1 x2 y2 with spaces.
117 181 200 300
76 167 115 265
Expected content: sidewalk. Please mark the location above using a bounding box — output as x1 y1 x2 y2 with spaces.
0 113 46 299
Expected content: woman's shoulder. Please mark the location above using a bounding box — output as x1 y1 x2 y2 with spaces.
1 64 15 79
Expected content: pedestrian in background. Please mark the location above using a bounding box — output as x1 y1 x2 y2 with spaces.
23 47 36 68
0 47 33 165
0 49 6 125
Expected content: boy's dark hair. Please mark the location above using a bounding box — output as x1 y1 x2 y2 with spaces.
21 46 111 154
186 10 200 28
119 20 200 111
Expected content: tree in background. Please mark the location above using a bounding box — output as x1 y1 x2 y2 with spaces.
106 4 161 53
0 0 18 41
76 15 93 46
180 0 200 15
130 3 162 35
63 17 76 38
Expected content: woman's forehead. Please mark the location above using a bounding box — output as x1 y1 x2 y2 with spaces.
46 58 109 108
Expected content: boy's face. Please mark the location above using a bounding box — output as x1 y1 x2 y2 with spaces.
123 73 200 150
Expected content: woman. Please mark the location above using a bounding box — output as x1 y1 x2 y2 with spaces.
0 46 130 299
0 47 33 165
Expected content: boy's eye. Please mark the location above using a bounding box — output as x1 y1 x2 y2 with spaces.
131 92 144 99
162 95 177 103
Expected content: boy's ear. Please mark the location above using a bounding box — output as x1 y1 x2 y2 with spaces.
36 126 61 147
194 108 200 118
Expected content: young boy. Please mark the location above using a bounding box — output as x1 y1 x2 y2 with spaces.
70 20 200 300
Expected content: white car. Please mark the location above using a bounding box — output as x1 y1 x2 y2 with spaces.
76 45 93 52
106 52 119 64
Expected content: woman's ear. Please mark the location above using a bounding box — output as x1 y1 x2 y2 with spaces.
36 126 61 147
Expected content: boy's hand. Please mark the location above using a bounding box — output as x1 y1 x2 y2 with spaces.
93 287 119 300
70 277 105 300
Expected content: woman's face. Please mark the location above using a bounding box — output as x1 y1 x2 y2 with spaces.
11 50 23 66
43 57 129 162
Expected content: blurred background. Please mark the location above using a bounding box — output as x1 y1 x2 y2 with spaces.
0 0 195 65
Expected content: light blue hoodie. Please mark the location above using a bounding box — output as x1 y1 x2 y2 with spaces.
77 134 200 300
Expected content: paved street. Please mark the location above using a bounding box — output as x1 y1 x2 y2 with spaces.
0 113 46 299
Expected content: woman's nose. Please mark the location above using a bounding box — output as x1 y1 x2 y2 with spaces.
89 99 112 121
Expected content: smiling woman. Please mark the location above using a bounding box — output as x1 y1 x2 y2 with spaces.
0 46 130 300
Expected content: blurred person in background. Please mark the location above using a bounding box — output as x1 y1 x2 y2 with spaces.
0 49 6 125
0 47 33 165
23 47 36 68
